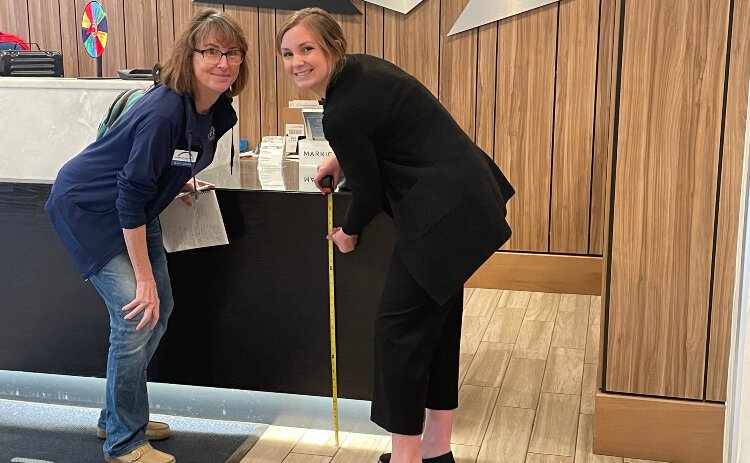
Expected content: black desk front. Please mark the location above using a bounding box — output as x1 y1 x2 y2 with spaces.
0 174 395 401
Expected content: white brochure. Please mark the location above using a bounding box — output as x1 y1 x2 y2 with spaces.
257 136 286 190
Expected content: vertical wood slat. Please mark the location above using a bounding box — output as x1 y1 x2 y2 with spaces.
707 0 750 402
0 1 30 43
155 0 174 64
439 0 476 139
475 22 497 158
550 0 599 254
495 4 558 252
58 0 80 77
123 0 158 70
606 0 730 399
171 0 190 37
383 0 440 96
257 8 277 137
364 2 383 58
590 0 619 256
224 4 261 146
335 0 365 54
27 0 62 54
598 0 621 388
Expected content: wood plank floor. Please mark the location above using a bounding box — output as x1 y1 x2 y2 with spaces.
236 289 668 463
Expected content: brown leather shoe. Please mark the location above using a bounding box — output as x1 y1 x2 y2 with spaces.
104 443 175 463
97 421 171 441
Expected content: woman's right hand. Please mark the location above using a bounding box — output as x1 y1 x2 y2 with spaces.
313 154 341 194
122 277 160 331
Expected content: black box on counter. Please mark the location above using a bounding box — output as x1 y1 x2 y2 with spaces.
0 50 63 77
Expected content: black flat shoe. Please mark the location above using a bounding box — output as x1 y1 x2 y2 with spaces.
424 453 455 463
378 452 455 463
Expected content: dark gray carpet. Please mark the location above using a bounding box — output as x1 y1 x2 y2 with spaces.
0 399 266 463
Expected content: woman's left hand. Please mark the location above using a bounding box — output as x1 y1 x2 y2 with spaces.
327 227 358 253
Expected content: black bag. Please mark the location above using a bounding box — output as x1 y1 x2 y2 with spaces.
0 50 63 77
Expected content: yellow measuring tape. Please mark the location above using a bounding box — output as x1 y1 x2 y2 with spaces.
326 188 340 447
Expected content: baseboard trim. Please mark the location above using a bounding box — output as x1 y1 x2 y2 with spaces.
593 390 725 463
465 252 602 295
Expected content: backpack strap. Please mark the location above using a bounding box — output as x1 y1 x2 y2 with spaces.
107 88 142 124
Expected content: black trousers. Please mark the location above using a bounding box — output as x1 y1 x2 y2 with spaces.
370 247 464 435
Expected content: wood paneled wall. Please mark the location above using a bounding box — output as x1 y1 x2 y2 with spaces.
0 0 615 256
604 0 750 402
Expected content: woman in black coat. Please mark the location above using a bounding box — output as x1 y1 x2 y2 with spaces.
278 9 514 463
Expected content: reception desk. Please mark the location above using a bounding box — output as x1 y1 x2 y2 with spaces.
0 76 394 400
0 159 395 400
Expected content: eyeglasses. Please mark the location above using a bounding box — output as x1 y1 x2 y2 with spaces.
194 48 245 65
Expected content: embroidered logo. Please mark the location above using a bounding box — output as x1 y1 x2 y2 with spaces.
208 126 216 142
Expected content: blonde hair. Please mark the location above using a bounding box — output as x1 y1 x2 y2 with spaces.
160 9 249 97
276 8 348 85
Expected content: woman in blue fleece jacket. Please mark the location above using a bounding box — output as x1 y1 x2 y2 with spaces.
45 10 248 463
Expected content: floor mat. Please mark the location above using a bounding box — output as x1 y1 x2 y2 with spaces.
0 399 266 463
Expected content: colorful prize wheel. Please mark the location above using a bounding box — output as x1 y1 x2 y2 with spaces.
81 1 108 59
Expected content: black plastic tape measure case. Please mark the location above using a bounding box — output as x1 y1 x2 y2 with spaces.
0 50 64 77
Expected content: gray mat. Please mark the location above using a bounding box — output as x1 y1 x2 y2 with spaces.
0 399 266 463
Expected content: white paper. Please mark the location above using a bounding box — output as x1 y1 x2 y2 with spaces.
298 164 319 192
288 100 323 109
159 190 229 253
298 139 333 167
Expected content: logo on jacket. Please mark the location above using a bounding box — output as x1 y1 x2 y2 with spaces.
208 126 216 142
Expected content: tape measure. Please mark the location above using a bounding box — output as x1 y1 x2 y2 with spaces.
321 175 340 446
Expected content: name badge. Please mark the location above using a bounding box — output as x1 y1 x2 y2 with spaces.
171 149 197 167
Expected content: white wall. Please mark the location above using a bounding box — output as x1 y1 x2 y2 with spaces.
725 76 750 463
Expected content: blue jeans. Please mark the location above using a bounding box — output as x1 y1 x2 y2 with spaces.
88 219 174 457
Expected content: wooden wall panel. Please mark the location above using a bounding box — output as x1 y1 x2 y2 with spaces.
155 0 174 63
495 4 558 252
597 0 620 387
123 0 158 70
225 4 261 149
3 0 613 260
27 0 62 54
257 8 278 137
593 392 725 463
364 3 383 58
383 0 439 96
59 0 80 77
590 0 619 256
707 0 750 402
335 0 365 54
438 0 477 139
475 22 497 157
605 0 729 399
439 0 476 139
0 1 30 44
550 0 598 254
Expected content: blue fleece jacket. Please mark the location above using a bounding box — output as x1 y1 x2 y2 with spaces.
45 84 237 279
